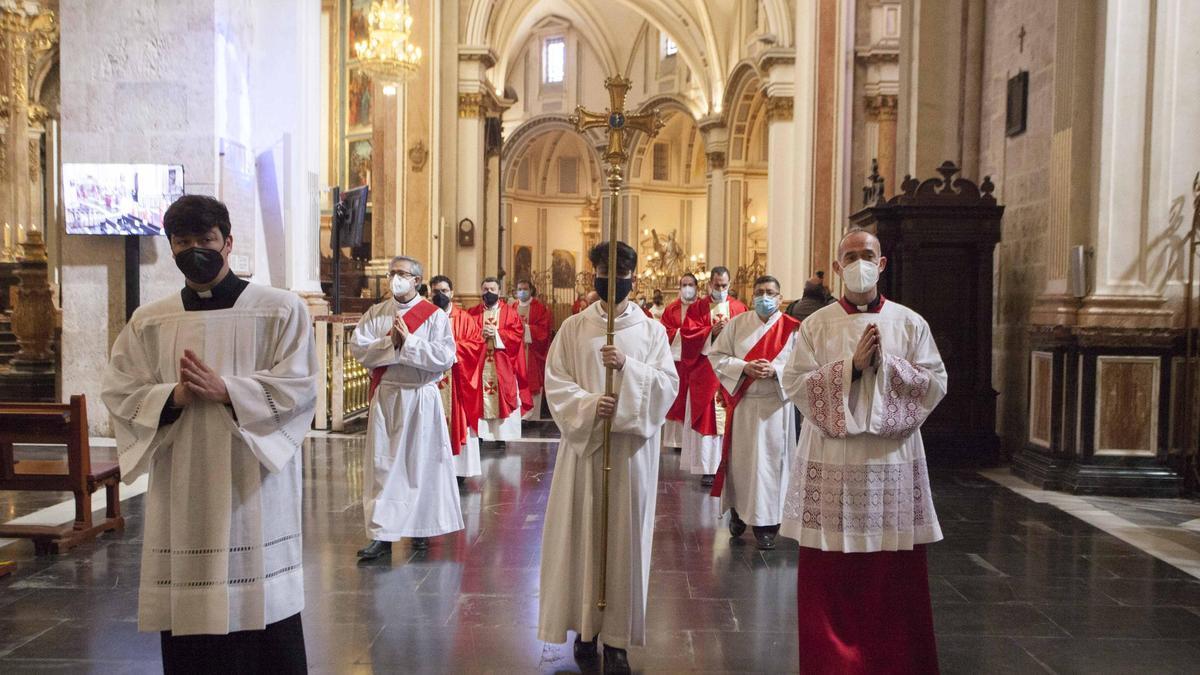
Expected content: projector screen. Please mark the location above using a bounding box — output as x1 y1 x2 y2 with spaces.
63 163 185 235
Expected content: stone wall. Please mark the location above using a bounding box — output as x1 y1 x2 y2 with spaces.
977 0 1057 456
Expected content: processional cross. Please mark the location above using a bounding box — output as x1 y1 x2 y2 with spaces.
569 76 663 611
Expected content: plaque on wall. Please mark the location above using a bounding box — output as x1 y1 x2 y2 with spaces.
1006 71 1028 137
457 218 475 248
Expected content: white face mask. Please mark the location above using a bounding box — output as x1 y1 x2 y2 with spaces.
391 275 413 298
710 288 728 303
840 259 879 294
680 286 697 301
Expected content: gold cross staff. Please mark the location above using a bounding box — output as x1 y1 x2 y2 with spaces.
569 76 663 612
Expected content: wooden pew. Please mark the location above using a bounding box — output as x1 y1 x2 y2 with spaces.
0 395 124 555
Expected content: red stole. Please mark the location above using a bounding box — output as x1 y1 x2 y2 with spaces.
368 299 440 401
710 313 800 497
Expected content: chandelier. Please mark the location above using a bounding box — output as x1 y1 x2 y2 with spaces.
354 1 423 83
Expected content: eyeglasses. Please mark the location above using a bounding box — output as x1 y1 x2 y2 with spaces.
753 291 781 298
388 270 416 279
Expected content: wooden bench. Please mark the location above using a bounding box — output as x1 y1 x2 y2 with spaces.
0 395 124 555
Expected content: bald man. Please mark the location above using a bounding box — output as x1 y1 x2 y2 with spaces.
780 228 947 673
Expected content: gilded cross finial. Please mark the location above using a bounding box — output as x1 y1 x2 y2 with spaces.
569 76 664 167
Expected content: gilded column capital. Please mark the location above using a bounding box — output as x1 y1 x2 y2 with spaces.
766 96 793 122
864 94 898 121
458 93 484 119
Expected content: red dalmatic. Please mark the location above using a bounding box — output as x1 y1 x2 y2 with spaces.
659 298 690 424
468 302 528 418
710 313 800 497
681 295 748 435
511 298 552 399
441 306 484 454
368 298 440 401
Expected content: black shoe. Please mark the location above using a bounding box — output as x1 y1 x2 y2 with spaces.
602 645 631 674
411 537 429 550
574 634 598 661
700 474 715 487
755 531 777 550
729 510 747 538
357 540 391 560
457 476 467 488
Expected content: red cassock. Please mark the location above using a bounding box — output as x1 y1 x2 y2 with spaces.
659 298 690 425
467 302 529 418
445 306 485 454
681 295 748 435
511 298 552 398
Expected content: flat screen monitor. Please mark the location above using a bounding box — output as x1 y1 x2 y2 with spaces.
63 163 185 235
334 185 370 248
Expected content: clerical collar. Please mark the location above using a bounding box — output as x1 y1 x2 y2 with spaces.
838 293 885 315
394 294 420 308
181 273 248 311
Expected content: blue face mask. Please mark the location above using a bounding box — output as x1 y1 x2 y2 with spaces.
516 290 530 302
754 295 779 317
710 288 728 303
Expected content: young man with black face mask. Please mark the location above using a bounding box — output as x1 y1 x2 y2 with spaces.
468 276 527 445
511 279 552 421
537 242 679 674
102 195 318 673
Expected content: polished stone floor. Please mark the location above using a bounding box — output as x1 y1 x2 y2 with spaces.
2 425 1200 673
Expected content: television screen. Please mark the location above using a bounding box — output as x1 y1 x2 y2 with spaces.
63 163 185 235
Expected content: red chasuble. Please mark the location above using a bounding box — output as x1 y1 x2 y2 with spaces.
511 298 552 398
367 298 440 401
681 295 748 435
442 306 485 455
468 302 528 418
659 298 690 424
709 313 800 497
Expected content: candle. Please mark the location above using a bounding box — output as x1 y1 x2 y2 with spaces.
18 223 25 244
3 223 9 250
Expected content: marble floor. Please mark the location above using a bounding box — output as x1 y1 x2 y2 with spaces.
3 425 1200 673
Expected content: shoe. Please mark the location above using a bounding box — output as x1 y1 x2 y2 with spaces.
602 645 631 674
357 540 391 560
729 510 747 538
574 634 598 661
411 537 429 550
457 476 467 488
700 474 715 487
755 531 777 550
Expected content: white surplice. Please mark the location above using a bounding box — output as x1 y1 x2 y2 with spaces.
680 405 721 474
101 284 317 636
708 310 797 526
780 299 948 552
537 302 679 649
454 431 482 478
352 296 464 540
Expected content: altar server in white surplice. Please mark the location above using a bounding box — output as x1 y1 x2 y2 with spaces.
707 275 799 552
102 196 316 674
538 241 678 674
352 255 464 561
781 228 947 674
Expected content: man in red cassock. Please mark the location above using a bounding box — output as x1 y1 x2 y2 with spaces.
468 276 526 445
782 229 947 673
512 279 552 421
680 266 747 486
659 273 699 450
430 275 485 488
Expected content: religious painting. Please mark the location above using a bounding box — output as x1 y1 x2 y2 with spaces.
348 0 371 59
513 245 533 285
347 67 373 131
1006 70 1028 137
551 250 576 288
348 138 372 188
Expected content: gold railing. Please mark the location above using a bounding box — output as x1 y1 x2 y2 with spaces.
313 314 369 431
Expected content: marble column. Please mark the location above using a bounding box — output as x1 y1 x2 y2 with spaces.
1077 0 1171 328
699 117 728 268
454 92 485 291
765 95 803 295
865 95 898 199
